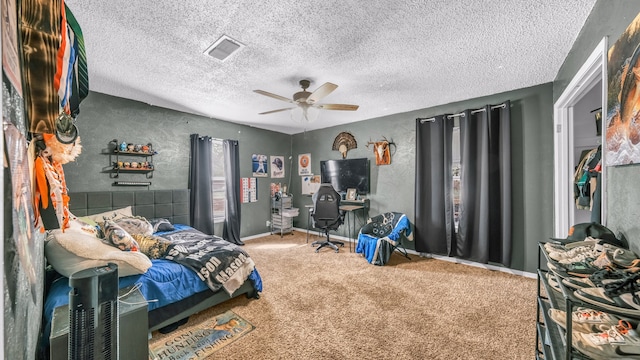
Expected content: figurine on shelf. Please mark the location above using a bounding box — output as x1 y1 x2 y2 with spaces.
123 161 131 168
119 141 127 152
127 143 135 152
131 161 139 168
141 144 150 153
134 144 142 152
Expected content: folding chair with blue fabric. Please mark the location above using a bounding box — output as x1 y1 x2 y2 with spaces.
355 212 413 265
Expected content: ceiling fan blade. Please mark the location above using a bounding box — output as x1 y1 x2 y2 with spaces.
259 107 295 115
317 104 359 111
253 90 293 103
306 82 338 104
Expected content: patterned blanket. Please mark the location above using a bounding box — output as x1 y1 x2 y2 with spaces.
356 212 413 266
161 227 255 295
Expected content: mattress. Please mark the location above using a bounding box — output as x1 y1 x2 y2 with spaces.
42 261 261 349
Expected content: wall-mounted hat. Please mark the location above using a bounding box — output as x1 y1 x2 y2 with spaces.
54 112 79 144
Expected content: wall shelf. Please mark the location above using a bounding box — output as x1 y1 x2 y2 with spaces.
106 139 155 181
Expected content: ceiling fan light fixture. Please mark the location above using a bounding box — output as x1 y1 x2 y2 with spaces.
204 34 245 62
291 105 320 123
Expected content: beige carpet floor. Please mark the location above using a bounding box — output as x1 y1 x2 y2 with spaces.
149 231 537 359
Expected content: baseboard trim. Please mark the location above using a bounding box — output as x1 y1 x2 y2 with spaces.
245 228 536 279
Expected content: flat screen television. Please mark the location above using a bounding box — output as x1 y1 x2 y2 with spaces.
320 158 370 194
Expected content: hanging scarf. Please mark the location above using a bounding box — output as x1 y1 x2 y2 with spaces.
33 154 70 232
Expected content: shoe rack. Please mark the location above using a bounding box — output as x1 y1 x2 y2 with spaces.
535 242 640 359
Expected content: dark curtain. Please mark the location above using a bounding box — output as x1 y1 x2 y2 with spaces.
457 102 511 266
189 134 214 235
414 115 455 255
222 139 243 245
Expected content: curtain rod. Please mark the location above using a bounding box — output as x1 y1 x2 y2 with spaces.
470 103 508 115
447 112 466 119
417 102 507 123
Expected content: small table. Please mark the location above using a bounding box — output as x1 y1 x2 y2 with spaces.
339 204 365 252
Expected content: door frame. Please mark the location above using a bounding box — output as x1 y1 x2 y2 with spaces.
553 37 608 238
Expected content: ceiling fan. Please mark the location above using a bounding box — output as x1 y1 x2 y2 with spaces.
253 80 359 122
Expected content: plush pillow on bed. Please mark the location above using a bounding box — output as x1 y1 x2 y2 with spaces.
102 220 139 251
115 216 154 236
132 234 172 259
68 216 101 238
85 206 133 224
45 226 151 278
149 218 175 233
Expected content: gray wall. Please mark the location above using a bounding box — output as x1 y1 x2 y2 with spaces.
64 92 292 237
61 0 640 273
554 0 640 254
291 83 554 273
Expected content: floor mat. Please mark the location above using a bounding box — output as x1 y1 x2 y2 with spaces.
148 310 254 359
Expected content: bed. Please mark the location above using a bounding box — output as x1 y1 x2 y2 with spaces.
40 189 262 355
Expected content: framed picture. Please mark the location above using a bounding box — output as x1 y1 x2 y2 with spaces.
346 188 357 201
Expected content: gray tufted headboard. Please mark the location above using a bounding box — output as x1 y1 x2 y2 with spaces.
68 189 190 225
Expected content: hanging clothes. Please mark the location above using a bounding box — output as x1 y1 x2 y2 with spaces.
573 146 601 210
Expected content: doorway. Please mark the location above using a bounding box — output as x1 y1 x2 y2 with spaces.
553 37 607 238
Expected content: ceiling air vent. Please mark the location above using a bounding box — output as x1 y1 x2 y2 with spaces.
204 35 245 62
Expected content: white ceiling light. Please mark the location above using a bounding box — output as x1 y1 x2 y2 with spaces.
204 34 245 62
290 104 320 123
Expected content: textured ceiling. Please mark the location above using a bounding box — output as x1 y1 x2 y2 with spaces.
64 0 597 134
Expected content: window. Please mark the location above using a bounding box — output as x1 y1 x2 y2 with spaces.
452 123 461 231
211 139 226 223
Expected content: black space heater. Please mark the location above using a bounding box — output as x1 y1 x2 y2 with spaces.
68 263 119 360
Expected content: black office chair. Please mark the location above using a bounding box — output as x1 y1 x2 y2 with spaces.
311 184 345 253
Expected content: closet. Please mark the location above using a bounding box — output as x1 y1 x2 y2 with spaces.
571 81 602 224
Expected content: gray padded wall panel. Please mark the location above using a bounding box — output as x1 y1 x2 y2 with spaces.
68 190 190 225
155 190 173 204
113 192 135 208
135 192 155 205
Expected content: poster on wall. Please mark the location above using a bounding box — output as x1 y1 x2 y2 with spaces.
270 182 281 197
240 177 257 203
606 11 640 166
270 155 285 178
301 175 321 195
251 154 268 177
298 153 311 175
4 122 38 303
2 0 23 96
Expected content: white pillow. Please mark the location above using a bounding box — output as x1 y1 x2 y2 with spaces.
45 225 151 278
84 206 133 224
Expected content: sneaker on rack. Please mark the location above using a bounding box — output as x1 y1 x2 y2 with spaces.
549 307 627 333
575 273 640 316
563 268 636 290
548 260 599 278
545 237 601 253
572 320 640 359
558 250 600 265
563 261 600 278
549 245 596 262
610 248 640 269
546 272 562 292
